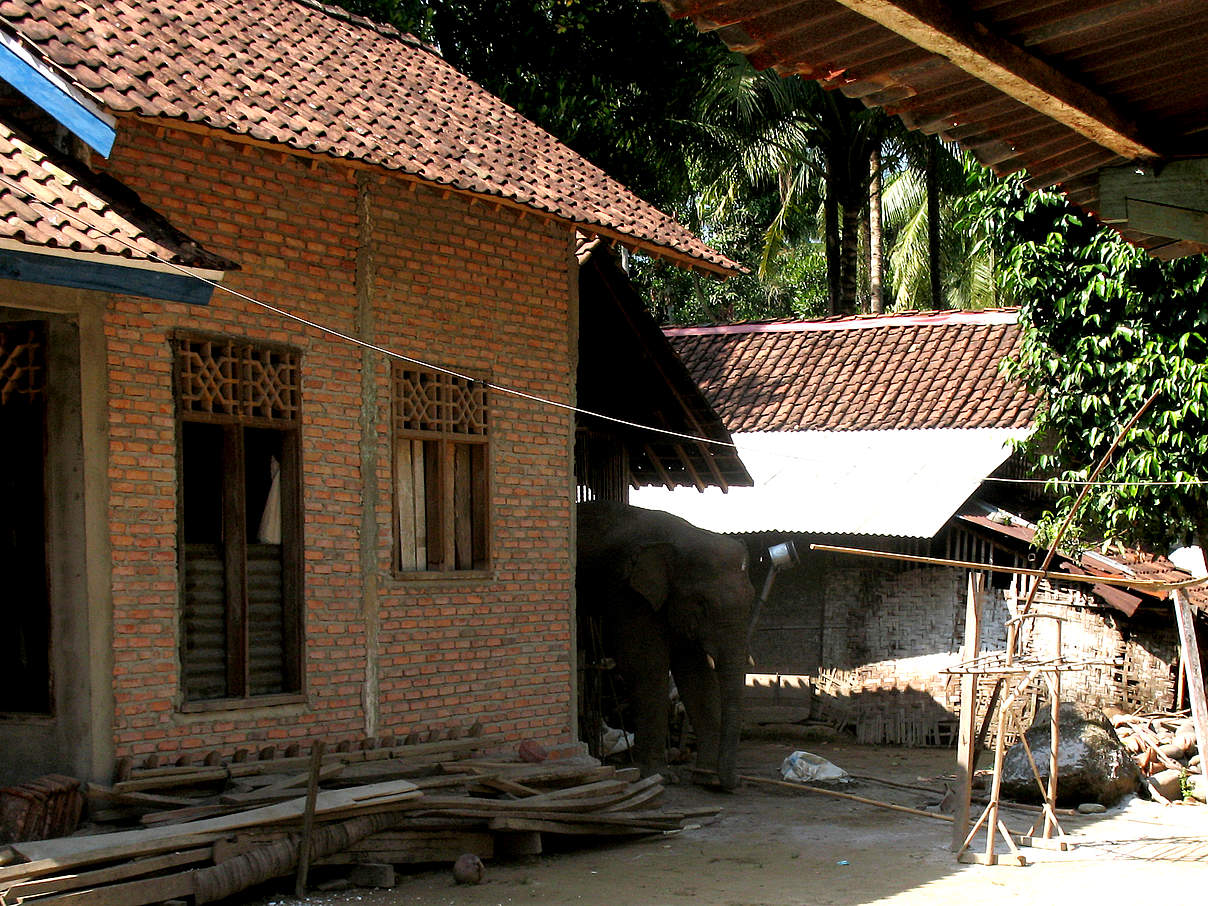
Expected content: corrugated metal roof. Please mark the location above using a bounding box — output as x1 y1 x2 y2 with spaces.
629 427 1031 536
655 0 1208 258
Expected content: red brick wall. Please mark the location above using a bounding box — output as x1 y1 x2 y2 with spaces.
96 121 575 760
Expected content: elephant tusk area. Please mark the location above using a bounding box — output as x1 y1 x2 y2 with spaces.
706 654 717 671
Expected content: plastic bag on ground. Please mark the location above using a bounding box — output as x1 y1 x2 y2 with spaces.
780 750 851 783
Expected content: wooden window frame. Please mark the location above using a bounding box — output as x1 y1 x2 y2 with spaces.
392 366 491 577
172 332 304 706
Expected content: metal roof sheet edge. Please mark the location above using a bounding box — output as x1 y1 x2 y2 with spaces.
663 308 1020 335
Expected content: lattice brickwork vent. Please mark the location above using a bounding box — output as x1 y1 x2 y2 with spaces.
394 369 487 436
175 336 300 423
0 322 46 406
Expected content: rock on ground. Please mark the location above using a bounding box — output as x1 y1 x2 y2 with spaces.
1001 702 1141 806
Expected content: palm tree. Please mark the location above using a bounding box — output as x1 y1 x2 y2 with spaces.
881 147 1001 310
692 57 903 315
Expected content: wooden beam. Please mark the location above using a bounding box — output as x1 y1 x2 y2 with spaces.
827 0 1157 159
810 543 1208 591
952 572 984 852
1126 199 1208 246
1172 590 1208 781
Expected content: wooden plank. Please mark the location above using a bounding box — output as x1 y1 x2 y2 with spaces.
601 779 665 813
140 805 232 828
1 848 211 903
412 439 427 568
453 443 472 569
85 787 197 810
316 830 494 866
126 733 490 784
221 424 249 697
470 443 488 568
114 769 229 795
395 436 417 571
487 817 671 836
13 870 195 906
279 428 303 693
741 775 953 824
521 779 632 804
221 764 343 805
953 572 984 852
469 777 542 798
11 780 419 867
294 741 325 897
1126 198 1208 246
1173 590 1208 781
440 441 455 569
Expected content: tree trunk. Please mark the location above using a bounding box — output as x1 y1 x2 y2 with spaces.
869 146 884 314
839 204 860 315
926 136 943 309
824 189 840 316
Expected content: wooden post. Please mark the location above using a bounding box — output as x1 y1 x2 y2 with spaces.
294 740 326 897
952 572 984 851
1172 590 1208 780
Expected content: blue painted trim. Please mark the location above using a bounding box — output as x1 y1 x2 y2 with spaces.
0 39 115 157
0 248 215 305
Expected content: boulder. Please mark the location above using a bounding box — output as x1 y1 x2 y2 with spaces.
1001 702 1141 806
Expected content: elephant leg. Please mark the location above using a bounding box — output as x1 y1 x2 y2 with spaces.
612 614 673 779
671 646 722 777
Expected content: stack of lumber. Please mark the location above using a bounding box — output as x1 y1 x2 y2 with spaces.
0 727 717 905
1108 709 1201 776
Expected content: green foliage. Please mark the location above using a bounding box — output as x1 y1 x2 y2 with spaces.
689 58 905 314
884 149 1003 310
327 2 1016 325
980 177 1208 551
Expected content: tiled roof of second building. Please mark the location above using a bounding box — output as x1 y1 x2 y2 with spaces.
665 310 1037 432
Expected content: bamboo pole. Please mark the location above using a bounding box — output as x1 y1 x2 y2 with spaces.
1172 590 1208 781
739 776 951 823
808 545 1205 591
952 572 984 852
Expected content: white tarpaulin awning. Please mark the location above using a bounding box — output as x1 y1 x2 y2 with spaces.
629 428 1033 537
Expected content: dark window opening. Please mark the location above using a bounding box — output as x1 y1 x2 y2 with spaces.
0 321 50 714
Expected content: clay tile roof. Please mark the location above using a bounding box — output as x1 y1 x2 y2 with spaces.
664 309 1038 432
1 0 737 274
0 120 234 271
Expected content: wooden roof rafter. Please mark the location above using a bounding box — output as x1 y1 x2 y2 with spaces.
819 0 1157 160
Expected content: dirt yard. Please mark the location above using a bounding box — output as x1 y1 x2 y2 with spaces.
295 737 1208 906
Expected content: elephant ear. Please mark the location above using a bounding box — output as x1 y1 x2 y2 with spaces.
625 542 674 611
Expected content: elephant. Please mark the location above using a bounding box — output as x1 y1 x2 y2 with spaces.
576 500 756 790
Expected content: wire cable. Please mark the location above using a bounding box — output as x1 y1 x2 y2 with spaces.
3 170 1205 490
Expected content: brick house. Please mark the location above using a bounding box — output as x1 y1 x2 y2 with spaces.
0 0 739 785
634 310 1207 744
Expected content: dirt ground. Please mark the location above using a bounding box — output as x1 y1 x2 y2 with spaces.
293 737 1208 906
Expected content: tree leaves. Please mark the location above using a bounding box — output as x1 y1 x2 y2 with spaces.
990 183 1208 550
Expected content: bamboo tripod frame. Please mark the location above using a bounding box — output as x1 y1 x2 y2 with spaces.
945 621 1089 866
812 539 1208 866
